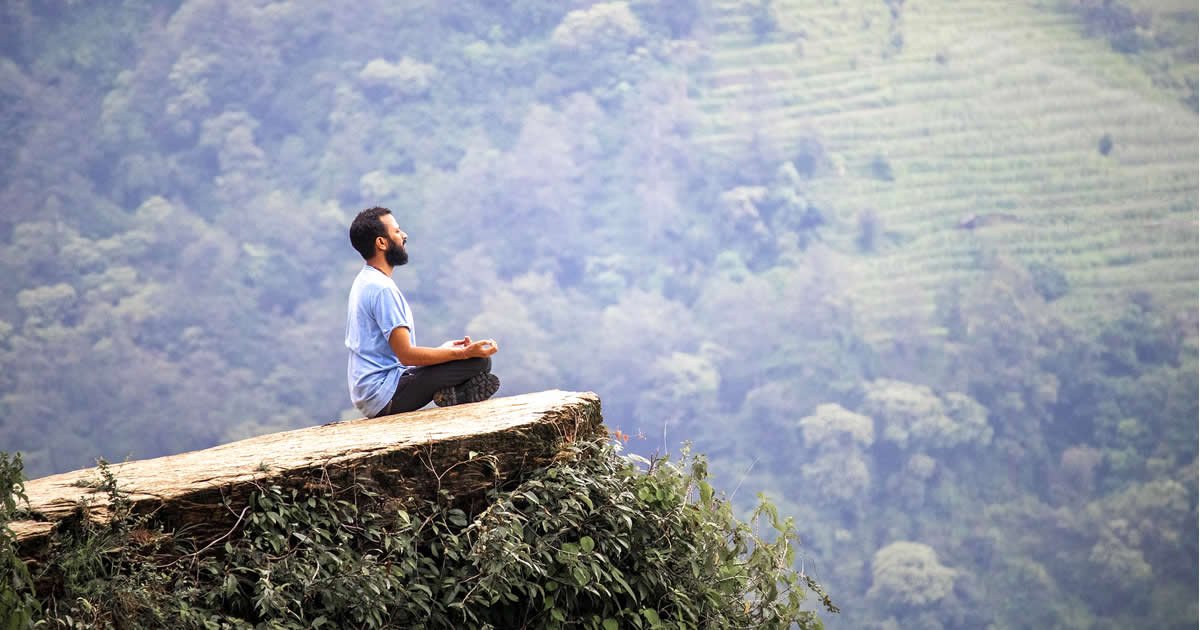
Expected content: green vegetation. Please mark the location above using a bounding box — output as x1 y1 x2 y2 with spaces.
0 0 1195 627
0 453 35 628
696 0 1197 341
0 442 835 628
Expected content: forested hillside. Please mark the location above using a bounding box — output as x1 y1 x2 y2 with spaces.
0 0 1195 627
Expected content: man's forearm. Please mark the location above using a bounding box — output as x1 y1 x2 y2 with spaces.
394 345 465 366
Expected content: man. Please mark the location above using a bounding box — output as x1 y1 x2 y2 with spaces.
346 206 499 417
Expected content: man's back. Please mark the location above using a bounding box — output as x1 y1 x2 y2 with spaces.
345 264 414 417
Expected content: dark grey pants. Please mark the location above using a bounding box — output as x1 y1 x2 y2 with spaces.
376 357 492 416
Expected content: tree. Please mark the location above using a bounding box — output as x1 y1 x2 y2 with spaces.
576 289 698 423
957 255 1063 471
357 57 438 98
551 2 645 56
466 273 568 397
762 161 825 248
1073 0 1152 53
859 379 992 452
867 541 957 611
797 403 874 509
633 349 722 437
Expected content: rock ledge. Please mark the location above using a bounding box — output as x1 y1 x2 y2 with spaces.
13 390 603 557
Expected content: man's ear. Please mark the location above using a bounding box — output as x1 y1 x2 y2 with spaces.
376 236 388 252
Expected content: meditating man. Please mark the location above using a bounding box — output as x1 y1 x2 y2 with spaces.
345 206 499 417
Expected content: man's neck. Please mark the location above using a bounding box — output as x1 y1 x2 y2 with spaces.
365 257 392 277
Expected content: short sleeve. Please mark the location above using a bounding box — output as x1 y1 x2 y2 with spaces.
371 285 411 339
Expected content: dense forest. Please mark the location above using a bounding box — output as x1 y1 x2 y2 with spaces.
0 0 1196 627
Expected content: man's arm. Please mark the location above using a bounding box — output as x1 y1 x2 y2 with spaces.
388 327 497 366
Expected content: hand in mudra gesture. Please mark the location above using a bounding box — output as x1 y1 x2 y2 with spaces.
441 336 499 358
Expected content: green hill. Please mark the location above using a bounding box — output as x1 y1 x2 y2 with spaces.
694 0 1197 342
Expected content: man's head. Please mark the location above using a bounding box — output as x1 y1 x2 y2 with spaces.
349 206 408 266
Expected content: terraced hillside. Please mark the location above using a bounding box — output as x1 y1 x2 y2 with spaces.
694 0 1198 342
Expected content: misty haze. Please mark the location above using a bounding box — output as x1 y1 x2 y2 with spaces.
0 0 1196 627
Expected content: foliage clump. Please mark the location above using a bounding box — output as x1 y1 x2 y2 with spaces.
866 541 957 610
0 441 836 629
0 453 36 627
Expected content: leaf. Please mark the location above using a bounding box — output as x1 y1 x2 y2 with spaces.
573 566 590 586
580 536 595 553
628 454 651 466
641 608 662 627
612 572 634 596
603 619 620 630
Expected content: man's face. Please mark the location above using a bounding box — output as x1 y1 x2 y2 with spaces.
380 214 409 267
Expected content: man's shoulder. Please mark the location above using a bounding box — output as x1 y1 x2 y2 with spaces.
351 268 404 302
352 268 391 289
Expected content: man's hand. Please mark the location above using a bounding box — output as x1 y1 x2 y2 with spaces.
463 338 499 358
436 336 497 358
392 328 495 366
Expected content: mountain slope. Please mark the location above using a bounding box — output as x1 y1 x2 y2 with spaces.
694 0 1198 341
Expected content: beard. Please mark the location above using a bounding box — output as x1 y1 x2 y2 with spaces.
385 237 408 267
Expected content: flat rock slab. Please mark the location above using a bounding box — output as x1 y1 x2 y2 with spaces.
13 390 603 558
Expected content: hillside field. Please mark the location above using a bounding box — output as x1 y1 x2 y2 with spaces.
694 0 1197 342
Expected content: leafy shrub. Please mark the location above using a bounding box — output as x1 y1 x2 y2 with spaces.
2 441 836 629
0 452 36 627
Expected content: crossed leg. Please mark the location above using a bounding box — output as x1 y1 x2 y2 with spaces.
377 357 494 416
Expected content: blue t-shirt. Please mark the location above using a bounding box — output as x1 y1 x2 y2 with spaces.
346 265 416 417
